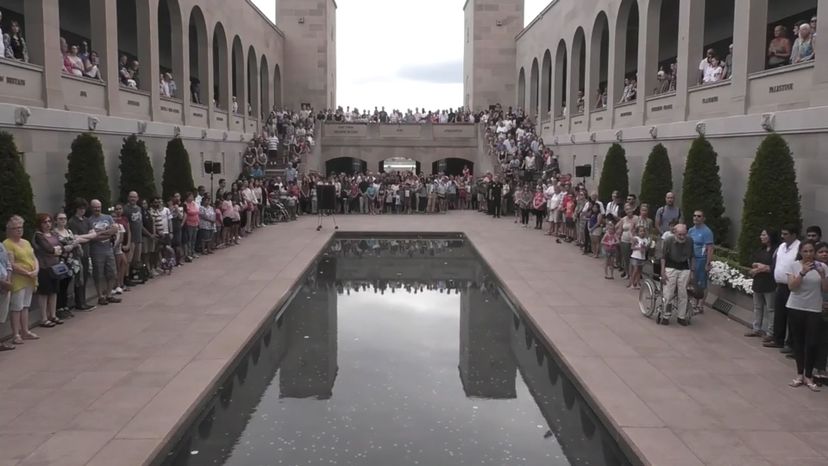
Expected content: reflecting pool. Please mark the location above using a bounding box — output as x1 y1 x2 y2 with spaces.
157 236 632 466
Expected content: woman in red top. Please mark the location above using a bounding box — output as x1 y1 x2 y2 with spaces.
532 187 546 230
562 189 576 242
183 192 200 262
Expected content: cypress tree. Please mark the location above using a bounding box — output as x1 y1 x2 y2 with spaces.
737 133 801 264
597 143 629 204
118 134 157 202
681 135 727 244
0 132 36 239
65 133 111 210
162 137 196 201
639 143 673 212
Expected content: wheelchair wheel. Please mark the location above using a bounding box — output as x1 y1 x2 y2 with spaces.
639 279 657 318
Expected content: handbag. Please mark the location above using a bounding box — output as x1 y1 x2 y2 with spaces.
48 262 71 280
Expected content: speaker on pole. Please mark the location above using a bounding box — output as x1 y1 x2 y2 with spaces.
575 165 591 178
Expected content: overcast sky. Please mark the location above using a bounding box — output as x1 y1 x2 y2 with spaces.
251 0 549 110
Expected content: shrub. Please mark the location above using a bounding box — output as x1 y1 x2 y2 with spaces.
639 143 673 211
598 143 629 203
161 138 195 201
681 135 727 244
65 133 111 211
0 132 36 239
118 134 157 202
737 133 801 264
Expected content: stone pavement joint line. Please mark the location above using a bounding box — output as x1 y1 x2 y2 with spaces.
0 213 823 466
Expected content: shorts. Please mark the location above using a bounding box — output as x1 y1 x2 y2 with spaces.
549 210 561 223
0 290 9 323
694 257 709 290
91 252 117 283
9 287 33 312
630 257 645 267
602 245 616 257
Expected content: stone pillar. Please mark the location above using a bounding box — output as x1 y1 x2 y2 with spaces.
204 27 216 128
637 0 657 125
178 12 192 126
606 14 619 124
675 0 705 119
730 0 767 113
815 0 828 83
583 37 593 130
137 0 160 119
25 0 63 108
90 0 119 115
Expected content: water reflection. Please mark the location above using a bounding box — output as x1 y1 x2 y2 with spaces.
158 238 631 466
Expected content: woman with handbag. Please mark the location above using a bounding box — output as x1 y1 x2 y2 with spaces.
33 213 67 328
53 211 97 318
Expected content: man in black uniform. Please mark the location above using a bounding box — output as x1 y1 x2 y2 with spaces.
490 176 503 218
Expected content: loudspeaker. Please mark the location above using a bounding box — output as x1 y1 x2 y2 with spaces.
575 164 591 178
317 184 336 212
204 161 222 174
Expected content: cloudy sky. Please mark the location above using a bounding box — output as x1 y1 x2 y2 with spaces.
251 0 548 110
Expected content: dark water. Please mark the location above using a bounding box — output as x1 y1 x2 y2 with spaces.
157 236 632 466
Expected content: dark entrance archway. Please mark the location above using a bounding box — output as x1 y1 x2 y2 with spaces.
326 157 367 176
432 158 474 176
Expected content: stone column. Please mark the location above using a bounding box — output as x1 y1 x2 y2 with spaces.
137 0 160 119
675 0 705 119
815 0 828 83
90 0 119 115
25 0 63 108
606 14 619 125
637 0 657 126
180 14 192 126
567 39 581 128
205 28 216 129
583 36 593 130
730 0 767 113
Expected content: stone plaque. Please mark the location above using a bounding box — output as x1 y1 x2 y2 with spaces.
379 124 421 138
324 124 368 137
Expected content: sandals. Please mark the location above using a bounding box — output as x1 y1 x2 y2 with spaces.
39 321 56 328
0 344 14 351
49 317 64 325
22 332 39 340
790 378 821 391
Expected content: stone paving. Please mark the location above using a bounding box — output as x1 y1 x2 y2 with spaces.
0 212 826 466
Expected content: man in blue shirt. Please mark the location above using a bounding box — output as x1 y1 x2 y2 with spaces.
688 210 714 313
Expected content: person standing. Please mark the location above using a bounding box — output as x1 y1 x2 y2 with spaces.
785 240 828 391
490 177 503 218
0 238 13 351
655 192 682 235
87 200 120 306
688 210 714 312
3 215 39 344
123 191 144 279
746 229 779 338
66 199 95 311
764 224 801 351
659 224 695 326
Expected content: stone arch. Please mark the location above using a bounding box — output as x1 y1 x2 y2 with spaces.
117 0 146 90
570 27 586 115
554 39 568 117
158 0 183 98
541 50 552 118
614 0 639 102
212 22 228 109
433 157 475 176
589 12 610 108
274 64 282 108
231 35 244 113
260 55 270 117
188 6 208 105
517 67 526 110
326 157 368 176
247 45 259 119
529 58 539 118
646 0 679 96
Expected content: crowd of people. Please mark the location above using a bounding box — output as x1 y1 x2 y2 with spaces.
60 37 101 81
768 17 817 68
0 12 27 63
0 181 281 350
315 106 479 124
478 109 828 393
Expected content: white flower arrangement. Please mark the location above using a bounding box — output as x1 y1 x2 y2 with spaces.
709 260 753 295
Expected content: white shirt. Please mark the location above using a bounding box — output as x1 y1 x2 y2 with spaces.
606 201 621 218
546 189 562 210
774 240 801 284
703 66 722 83
699 57 710 73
